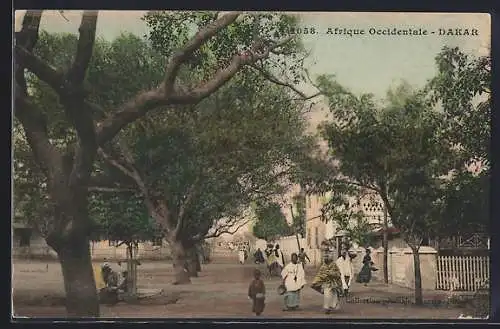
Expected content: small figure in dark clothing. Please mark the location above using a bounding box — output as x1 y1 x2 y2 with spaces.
356 248 373 286
254 248 265 264
298 248 311 268
248 269 266 316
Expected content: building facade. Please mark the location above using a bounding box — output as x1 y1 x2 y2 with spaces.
283 185 401 264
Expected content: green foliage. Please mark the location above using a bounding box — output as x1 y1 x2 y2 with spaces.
427 46 490 164
13 123 52 235
89 193 160 243
321 201 375 247
302 48 490 243
15 31 166 239
302 76 453 247
426 46 490 235
291 194 306 237
122 69 313 243
143 11 305 86
252 202 291 241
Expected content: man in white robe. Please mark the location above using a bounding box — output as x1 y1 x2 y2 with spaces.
336 249 354 296
281 253 306 311
238 248 246 264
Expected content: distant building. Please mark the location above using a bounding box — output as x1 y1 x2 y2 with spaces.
11 220 172 261
282 185 402 264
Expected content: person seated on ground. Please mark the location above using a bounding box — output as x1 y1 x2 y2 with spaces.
298 248 311 269
118 270 128 293
101 263 120 291
248 269 266 316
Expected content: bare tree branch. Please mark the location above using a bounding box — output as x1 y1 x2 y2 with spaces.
95 34 295 145
15 95 63 176
98 147 171 230
162 12 241 94
64 12 99 188
203 218 251 240
169 35 295 104
66 11 98 85
14 11 63 177
14 46 107 117
97 148 136 181
14 46 66 91
249 64 321 100
174 178 202 237
15 10 42 99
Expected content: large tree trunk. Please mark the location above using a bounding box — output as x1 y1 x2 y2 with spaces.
44 179 101 317
56 238 99 317
410 245 423 305
382 206 389 284
170 239 191 284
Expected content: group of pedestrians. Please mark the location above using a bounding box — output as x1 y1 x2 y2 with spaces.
247 248 376 316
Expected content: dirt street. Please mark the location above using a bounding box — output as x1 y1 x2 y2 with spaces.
12 260 465 319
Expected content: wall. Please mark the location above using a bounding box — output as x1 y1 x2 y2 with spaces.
350 246 438 290
90 240 173 261
370 236 408 250
12 231 174 261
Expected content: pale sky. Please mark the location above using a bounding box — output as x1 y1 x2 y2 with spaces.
14 10 490 127
15 11 490 97
14 11 491 236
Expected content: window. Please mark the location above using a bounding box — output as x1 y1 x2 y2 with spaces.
307 228 311 247
152 237 163 247
108 240 118 247
17 229 31 247
314 227 319 248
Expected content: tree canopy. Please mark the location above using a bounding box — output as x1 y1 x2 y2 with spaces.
252 202 291 241
14 10 318 315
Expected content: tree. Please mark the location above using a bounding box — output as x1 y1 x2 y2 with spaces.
99 71 313 283
90 192 160 296
252 202 292 242
291 193 306 237
298 76 454 305
321 200 376 248
426 47 490 237
14 10 315 316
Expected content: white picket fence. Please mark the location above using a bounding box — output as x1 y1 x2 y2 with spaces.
436 255 489 291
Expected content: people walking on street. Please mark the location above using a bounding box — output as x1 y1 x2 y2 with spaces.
281 253 306 311
298 248 310 269
248 269 266 316
254 248 265 264
336 249 353 296
356 248 374 286
238 247 246 264
311 253 343 314
274 244 285 268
